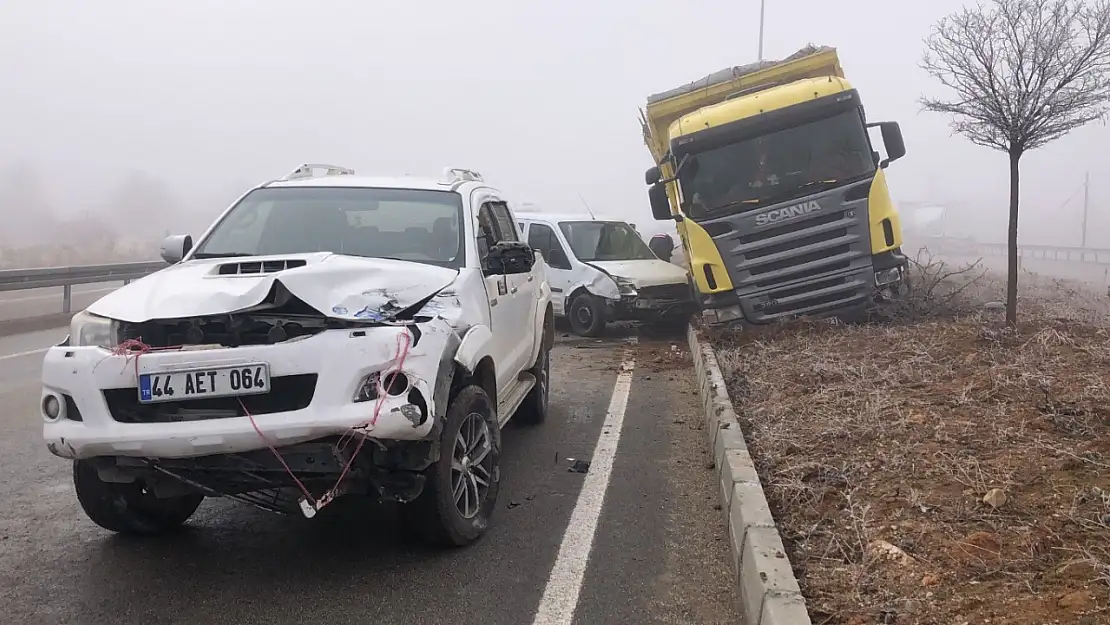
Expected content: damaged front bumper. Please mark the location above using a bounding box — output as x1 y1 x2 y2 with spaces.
606 283 698 322
41 323 450 461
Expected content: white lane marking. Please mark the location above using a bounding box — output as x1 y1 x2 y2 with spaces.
0 287 115 305
0 347 49 362
531 349 635 625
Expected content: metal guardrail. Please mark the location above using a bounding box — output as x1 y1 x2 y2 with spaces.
917 237 1110 267
0 261 166 314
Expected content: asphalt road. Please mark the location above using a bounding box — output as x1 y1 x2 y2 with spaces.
0 284 120 322
0 325 740 625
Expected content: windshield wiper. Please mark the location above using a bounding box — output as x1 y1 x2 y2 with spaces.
192 252 255 259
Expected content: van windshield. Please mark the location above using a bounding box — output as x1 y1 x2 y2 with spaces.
558 221 656 262
678 109 875 219
191 187 465 269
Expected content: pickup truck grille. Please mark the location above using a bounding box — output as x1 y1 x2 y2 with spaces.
103 374 318 423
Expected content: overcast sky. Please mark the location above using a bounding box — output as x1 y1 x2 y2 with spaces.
2 0 1108 246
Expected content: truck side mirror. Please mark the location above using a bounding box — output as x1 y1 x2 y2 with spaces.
879 122 905 166
649 184 672 221
644 165 661 185
160 234 193 264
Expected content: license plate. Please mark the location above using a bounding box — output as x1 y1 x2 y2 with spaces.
138 364 271 404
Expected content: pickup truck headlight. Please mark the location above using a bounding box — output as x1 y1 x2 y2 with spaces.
613 277 638 297
70 311 120 349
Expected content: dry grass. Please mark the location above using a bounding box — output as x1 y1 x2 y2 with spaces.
713 263 1110 624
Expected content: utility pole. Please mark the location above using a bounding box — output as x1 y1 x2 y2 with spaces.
758 0 766 61
1082 171 1090 248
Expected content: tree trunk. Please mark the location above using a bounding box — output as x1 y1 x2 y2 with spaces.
1006 149 1021 325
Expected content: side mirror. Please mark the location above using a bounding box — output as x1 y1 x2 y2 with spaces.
879 121 905 166
160 234 193 264
649 184 672 221
649 233 675 262
644 165 661 185
485 241 535 275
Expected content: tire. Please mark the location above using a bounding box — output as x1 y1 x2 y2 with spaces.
73 459 203 536
567 292 606 337
515 339 551 425
401 385 501 547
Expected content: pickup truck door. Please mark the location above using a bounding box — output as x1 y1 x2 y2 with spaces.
486 201 537 372
476 201 530 393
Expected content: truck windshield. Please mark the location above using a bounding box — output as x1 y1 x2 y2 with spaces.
191 187 465 268
678 109 875 218
558 221 656 262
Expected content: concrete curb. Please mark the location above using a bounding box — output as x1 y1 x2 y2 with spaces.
687 323 812 625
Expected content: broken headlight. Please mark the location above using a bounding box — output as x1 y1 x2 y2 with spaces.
613 277 638 297
875 266 905 287
353 370 411 402
70 311 120 349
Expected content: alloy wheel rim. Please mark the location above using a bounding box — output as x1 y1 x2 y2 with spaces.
451 411 493 519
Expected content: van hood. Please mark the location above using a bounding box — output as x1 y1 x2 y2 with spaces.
588 258 690 288
86 252 459 323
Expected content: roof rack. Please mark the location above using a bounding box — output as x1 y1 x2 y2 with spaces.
281 163 356 181
440 167 484 185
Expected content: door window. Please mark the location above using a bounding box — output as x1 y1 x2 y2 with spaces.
527 223 572 270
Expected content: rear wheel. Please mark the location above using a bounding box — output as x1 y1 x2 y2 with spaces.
515 341 551 425
402 385 501 547
568 292 606 337
73 460 203 536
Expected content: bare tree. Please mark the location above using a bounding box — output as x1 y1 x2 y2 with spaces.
921 0 1110 324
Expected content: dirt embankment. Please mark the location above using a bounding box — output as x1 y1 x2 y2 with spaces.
713 267 1110 624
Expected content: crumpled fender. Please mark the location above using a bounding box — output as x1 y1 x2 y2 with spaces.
454 324 494 373
567 265 620 306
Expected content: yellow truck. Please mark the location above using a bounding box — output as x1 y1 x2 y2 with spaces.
640 45 908 325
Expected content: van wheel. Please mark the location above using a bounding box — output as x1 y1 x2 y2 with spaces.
568 293 606 337
73 460 203 536
402 385 501 547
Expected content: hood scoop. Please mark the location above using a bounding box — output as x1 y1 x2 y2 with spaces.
217 259 308 275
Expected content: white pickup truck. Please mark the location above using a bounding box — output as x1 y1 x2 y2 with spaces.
40 164 554 547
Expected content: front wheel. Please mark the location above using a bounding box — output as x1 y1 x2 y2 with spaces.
567 292 606 337
73 460 203 536
401 385 501 547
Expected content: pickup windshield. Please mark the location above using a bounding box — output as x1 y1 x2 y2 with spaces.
191 187 465 268
558 221 656 261
678 109 875 218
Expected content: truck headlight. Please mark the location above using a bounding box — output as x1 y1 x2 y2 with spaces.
613 277 638 297
875 267 905 287
70 311 120 349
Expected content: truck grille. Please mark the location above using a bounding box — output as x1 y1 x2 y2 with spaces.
702 185 875 323
103 374 318 423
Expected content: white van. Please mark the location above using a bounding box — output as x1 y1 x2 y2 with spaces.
517 213 695 336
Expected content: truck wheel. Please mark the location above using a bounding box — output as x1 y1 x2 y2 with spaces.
515 340 551 425
402 385 501 547
568 292 606 337
73 459 203 536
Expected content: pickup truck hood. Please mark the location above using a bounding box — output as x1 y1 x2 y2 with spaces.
588 259 690 289
86 252 459 323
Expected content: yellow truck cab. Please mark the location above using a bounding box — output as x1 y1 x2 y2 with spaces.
640 45 908 325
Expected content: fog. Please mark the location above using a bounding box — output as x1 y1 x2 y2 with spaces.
2 0 1107 259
